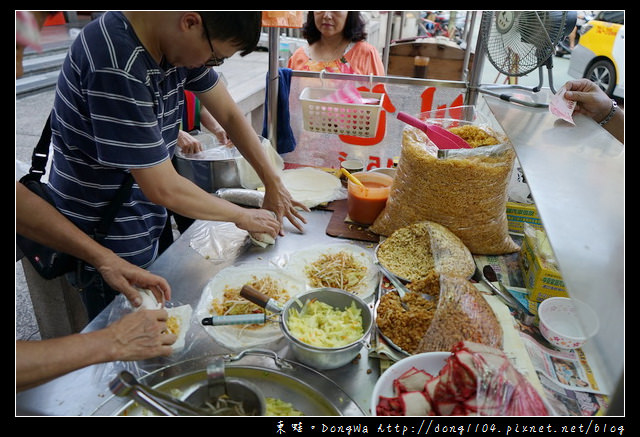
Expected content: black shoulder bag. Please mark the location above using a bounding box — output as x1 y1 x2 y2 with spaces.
16 112 133 280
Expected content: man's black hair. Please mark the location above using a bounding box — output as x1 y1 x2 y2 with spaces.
198 11 262 56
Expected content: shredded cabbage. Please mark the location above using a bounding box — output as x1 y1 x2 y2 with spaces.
265 397 304 416
286 299 363 348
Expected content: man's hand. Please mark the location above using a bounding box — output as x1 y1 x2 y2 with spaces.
95 251 171 308
103 309 176 361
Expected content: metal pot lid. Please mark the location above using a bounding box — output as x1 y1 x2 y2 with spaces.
92 349 364 416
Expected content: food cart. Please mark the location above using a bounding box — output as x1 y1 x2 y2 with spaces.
15 11 623 418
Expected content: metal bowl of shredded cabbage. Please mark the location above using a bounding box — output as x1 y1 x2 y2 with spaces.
280 288 372 370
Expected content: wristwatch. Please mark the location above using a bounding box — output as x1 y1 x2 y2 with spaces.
599 100 618 126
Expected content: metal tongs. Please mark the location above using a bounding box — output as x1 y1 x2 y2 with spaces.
472 264 536 326
110 370 210 416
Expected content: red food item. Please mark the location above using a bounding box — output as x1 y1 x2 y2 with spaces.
375 341 548 416
394 367 434 393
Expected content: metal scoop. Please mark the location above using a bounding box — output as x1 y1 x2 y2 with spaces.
472 265 535 326
184 356 266 416
201 285 283 327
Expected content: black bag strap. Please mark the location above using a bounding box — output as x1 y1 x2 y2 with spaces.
21 112 53 184
92 173 134 241
21 110 134 242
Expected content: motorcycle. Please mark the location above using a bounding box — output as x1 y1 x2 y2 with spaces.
555 10 594 57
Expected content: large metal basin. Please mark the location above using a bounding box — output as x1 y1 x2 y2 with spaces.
174 133 242 193
92 349 364 416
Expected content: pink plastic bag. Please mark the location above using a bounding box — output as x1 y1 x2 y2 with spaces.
322 83 364 104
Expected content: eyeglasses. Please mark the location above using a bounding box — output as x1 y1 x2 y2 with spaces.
202 23 225 67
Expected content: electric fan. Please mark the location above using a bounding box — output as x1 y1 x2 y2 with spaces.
478 11 577 107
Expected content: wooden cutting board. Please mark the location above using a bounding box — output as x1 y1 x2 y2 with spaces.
321 199 380 243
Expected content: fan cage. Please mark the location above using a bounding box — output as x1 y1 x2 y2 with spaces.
481 11 570 77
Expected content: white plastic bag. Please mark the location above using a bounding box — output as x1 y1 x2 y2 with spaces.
236 137 284 189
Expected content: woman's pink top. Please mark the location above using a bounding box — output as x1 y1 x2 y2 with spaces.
288 40 385 75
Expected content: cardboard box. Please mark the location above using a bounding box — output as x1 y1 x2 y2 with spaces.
506 201 544 234
519 232 568 303
387 38 474 80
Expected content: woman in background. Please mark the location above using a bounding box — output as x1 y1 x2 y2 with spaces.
288 11 384 76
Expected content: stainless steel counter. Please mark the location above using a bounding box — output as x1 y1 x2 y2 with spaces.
485 96 624 397
15 209 380 416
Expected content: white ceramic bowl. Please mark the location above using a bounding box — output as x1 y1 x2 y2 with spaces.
370 352 450 416
538 297 599 350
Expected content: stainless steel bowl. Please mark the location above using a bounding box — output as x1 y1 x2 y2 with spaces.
280 288 372 370
174 133 242 193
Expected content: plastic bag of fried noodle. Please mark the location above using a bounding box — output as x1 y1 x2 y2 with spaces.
370 124 519 255
416 274 503 353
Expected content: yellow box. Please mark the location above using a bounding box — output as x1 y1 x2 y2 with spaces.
519 232 568 303
506 201 544 234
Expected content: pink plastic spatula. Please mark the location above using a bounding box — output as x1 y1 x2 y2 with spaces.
396 112 471 149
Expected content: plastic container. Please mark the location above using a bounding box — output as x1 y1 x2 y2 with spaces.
347 171 393 225
538 297 599 350
300 87 384 138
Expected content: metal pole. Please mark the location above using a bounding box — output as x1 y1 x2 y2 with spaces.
460 11 476 82
267 27 280 148
382 11 394 75
465 11 487 106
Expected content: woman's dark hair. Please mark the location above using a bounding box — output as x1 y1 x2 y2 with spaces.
198 11 262 56
303 11 368 44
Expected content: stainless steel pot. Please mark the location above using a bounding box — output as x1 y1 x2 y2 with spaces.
240 286 373 371
173 133 242 193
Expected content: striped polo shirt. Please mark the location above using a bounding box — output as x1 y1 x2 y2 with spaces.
47 12 219 268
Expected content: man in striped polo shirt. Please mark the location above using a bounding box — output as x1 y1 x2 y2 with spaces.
46 11 308 319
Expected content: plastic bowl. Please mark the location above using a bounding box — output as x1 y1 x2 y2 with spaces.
538 297 599 350
370 352 450 416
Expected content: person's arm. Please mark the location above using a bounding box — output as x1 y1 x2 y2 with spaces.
597 100 624 144
199 106 232 146
130 160 280 237
197 83 309 234
563 79 624 143
16 309 175 392
16 182 171 306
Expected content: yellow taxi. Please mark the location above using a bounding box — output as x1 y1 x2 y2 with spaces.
568 11 624 98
